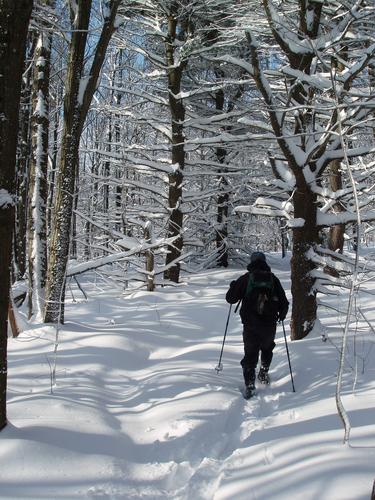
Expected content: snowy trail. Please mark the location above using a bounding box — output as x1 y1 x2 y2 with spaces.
4 263 375 499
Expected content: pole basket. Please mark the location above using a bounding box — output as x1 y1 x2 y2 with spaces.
214 303 233 374
215 362 223 374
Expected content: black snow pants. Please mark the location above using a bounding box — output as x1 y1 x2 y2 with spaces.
240 320 276 384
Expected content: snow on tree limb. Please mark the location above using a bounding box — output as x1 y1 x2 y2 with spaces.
0 189 14 208
281 67 332 91
234 205 290 220
262 0 363 59
341 42 375 90
212 54 254 76
66 236 179 277
317 210 375 227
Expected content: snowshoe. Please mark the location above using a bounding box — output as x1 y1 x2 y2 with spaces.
257 366 270 385
243 383 256 399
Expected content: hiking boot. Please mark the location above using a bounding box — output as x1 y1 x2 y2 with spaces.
242 368 255 387
257 365 270 384
244 381 256 399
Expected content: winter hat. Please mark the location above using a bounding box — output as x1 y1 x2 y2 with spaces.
250 251 266 263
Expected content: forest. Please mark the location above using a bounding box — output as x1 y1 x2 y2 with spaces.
0 1 375 495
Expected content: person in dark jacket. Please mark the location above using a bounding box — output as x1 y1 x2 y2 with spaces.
226 251 289 391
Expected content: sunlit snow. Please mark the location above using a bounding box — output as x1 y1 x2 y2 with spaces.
4 255 375 499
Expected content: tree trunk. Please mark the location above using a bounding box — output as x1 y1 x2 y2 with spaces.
213 76 244 268
0 0 33 431
14 34 36 280
327 49 347 255
8 291 22 338
290 186 319 340
114 50 123 232
324 159 345 277
28 31 51 319
145 221 155 291
47 72 62 233
44 0 92 323
371 63 375 142
44 0 120 323
215 85 229 267
164 13 186 283
216 165 229 268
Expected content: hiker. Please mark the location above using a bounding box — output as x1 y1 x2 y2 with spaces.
226 251 289 394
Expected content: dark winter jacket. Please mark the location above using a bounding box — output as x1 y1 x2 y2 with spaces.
226 260 289 325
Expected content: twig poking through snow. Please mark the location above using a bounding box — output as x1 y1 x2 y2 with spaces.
331 65 362 445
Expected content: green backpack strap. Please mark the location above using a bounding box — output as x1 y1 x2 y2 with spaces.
245 272 255 297
266 273 274 295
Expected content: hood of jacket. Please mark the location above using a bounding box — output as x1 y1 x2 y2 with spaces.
247 260 271 273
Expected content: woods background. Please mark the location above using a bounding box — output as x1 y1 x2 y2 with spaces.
1 0 375 429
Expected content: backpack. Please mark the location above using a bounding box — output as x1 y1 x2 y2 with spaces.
245 270 276 317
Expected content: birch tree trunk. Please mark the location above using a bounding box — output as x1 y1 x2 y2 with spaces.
28 30 51 319
0 0 33 431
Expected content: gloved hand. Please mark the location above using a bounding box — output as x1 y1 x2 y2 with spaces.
278 311 286 322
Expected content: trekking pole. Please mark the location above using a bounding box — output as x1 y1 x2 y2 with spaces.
215 303 232 373
234 299 242 313
282 320 296 392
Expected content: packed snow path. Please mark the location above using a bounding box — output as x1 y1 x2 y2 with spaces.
4 258 375 499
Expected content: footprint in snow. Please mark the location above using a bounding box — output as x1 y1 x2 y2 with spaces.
289 409 300 421
185 458 222 500
262 392 280 413
263 446 275 465
87 486 112 499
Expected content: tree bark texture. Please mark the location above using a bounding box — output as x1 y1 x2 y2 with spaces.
326 52 348 256
8 291 21 338
216 162 229 268
44 0 92 323
145 222 155 291
213 73 243 268
369 63 375 141
28 31 51 319
215 86 229 267
14 34 36 280
0 0 33 430
47 74 62 233
44 0 120 323
326 159 345 276
290 186 319 340
164 13 186 283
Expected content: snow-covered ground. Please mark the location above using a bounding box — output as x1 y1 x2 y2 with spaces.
3 256 375 499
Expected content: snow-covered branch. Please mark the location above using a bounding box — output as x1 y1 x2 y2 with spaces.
67 236 179 277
